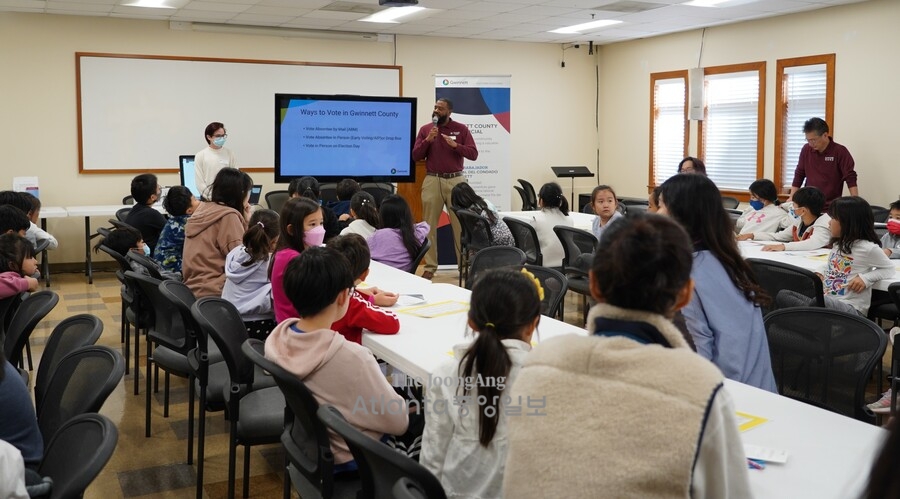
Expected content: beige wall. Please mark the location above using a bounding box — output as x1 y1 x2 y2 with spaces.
0 12 597 263
596 0 900 205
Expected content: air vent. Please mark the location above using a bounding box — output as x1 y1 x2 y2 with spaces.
594 1 665 13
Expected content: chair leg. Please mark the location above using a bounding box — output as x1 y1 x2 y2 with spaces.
228 418 238 499
134 325 141 395
196 387 207 499
282 452 290 499
163 372 170 418
187 375 195 465
123 308 130 375
145 345 153 438
243 444 251 498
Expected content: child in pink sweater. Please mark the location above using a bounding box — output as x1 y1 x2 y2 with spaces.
0 234 39 299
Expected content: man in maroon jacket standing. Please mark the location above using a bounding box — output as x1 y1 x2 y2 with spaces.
790 117 858 209
411 98 478 280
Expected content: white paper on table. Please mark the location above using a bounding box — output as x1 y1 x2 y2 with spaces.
394 294 426 307
783 249 830 257
744 444 789 463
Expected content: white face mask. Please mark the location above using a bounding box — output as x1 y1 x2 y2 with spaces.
143 244 151 257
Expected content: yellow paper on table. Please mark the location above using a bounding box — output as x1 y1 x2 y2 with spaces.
397 300 469 318
735 411 768 432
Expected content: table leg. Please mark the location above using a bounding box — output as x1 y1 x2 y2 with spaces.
40 218 50 287
84 217 93 284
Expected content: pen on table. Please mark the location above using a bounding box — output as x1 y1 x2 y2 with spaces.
747 458 765 470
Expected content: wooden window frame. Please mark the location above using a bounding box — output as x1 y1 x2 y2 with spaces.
648 70 689 192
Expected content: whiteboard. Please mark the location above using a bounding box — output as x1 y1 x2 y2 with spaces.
77 53 402 173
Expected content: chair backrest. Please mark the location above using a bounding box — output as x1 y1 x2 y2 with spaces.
552 225 597 276
625 204 648 215
3 290 59 367
37 345 125 444
746 258 825 316
122 195 135 205
0 294 21 337
517 179 537 209
721 196 740 209
319 183 339 203
37 413 118 499
466 246 527 290
393 477 429 499
523 264 568 319
266 190 291 214
513 185 534 211
241 339 341 498
192 297 254 387
115 207 132 222
126 271 189 352
887 282 900 312
764 307 886 422
34 238 51 253
503 217 542 266
408 237 431 274
871 205 890 223
34 314 103 414
97 244 132 273
127 251 165 280
317 406 447 499
360 183 393 207
455 209 494 253
619 197 649 207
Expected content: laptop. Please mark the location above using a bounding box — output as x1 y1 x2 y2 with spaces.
179 155 263 205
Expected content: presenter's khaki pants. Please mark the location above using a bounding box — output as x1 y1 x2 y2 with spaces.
421 174 465 273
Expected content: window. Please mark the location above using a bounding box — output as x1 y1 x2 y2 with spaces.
774 54 835 191
698 62 765 193
649 71 688 187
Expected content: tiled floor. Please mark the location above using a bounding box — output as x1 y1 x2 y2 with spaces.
24 267 597 498
25 268 893 498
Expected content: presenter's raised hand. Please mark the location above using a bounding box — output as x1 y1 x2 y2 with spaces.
442 134 458 149
426 126 439 142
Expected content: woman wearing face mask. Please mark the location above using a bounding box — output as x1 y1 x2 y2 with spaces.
194 121 236 200
183 168 253 298
734 179 790 236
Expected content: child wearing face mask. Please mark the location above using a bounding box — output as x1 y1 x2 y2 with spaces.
271 197 327 322
734 179 791 236
881 199 900 259
95 227 180 280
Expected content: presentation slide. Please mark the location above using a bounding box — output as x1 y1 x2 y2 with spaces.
278 97 414 179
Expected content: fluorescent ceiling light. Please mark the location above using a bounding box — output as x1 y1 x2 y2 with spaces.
359 6 426 23
549 19 622 34
123 0 180 7
682 0 730 6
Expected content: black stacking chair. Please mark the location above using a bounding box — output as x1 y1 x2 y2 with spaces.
96 244 139 374
503 217 543 266
159 280 233 493
393 477 430 499
871 205 890 223
409 238 431 275
747 258 825 317
35 413 118 499
266 190 291 214
513 185 534 210
3 290 59 369
320 183 339 204
115 207 132 222
242 339 361 499
361 182 395 207
523 264 568 319
317 406 446 499
455 209 495 287
764 307 886 422
192 297 285 499
721 196 740 209
466 246 526 290
123 195 135 205
37 345 125 446
553 226 598 323
126 271 194 441
127 251 166 280
34 314 103 415
517 179 538 211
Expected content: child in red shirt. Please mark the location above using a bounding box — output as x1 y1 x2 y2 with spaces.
327 234 400 344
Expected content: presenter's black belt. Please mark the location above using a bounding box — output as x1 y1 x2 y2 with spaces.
426 171 463 178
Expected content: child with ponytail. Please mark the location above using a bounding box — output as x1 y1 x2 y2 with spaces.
340 191 380 238
222 209 280 339
421 268 541 498
271 197 325 322
527 182 574 268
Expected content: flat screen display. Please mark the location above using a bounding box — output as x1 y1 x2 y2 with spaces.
275 94 417 183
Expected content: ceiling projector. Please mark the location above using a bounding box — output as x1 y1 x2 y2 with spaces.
379 0 418 5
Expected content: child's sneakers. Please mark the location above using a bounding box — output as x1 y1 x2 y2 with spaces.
868 389 894 414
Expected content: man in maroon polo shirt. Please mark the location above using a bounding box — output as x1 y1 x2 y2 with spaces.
790 117 858 209
411 98 478 280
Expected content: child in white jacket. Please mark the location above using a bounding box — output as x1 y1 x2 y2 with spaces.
734 179 790 236
222 209 279 339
